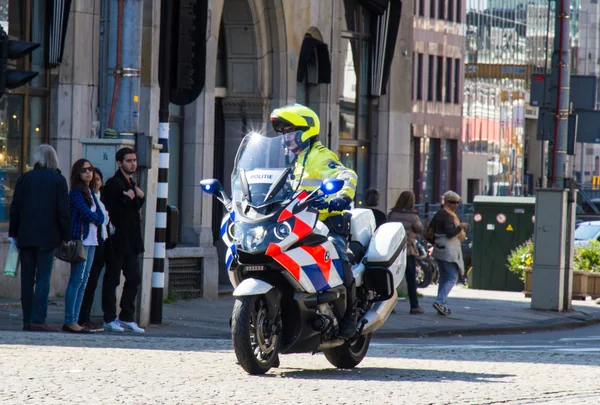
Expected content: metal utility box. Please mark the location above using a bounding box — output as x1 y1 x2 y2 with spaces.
471 196 536 291
79 138 136 180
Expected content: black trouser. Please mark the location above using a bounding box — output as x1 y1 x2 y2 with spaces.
20 247 55 325
327 232 353 287
324 214 354 317
78 237 105 324
406 255 420 309
101 246 141 323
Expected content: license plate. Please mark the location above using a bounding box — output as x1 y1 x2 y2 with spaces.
243 265 266 272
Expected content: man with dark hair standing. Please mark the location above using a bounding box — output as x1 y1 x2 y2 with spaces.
101 147 146 333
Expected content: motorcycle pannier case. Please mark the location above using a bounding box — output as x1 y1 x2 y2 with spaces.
363 222 407 300
349 209 376 247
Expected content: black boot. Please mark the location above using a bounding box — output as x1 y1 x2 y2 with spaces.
339 281 357 338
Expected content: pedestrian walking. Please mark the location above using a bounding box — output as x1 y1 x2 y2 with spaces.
77 167 109 332
101 147 146 333
388 190 425 314
9 145 71 332
364 188 387 230
63 159 104 333
428 190 469 316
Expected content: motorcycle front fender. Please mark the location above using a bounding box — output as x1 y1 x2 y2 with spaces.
232 278 274 297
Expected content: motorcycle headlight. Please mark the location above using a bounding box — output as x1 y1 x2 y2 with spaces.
242 226 267 250
274 222 292 240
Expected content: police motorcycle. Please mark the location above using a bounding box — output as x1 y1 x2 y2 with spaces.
201 132 407 375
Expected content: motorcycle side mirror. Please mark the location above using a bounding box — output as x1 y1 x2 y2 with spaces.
200 179 231 206
320 179 344 195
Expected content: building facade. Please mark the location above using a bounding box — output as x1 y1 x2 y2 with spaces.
462 0 554 200
411 0 465 204
0 0 415 323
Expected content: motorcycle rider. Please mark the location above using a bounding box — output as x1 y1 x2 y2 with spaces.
269 104 359 338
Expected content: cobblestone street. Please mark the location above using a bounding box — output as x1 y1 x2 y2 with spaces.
1 331 599 405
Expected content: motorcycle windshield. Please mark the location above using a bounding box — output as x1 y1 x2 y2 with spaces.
231 132 295 206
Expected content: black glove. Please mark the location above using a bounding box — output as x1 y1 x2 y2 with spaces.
313 196 329 210
328 196 351 212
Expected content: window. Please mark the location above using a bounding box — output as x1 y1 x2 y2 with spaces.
456 0 461 23
419 0 425 17
340 2 371 204
430 0 436 19
1 0 49 224
445 57 452 103
417 53 423 100
436 56 443 102
448 0 454 22
454 58 461 104
428 55 434 101
438 0 444 20
412 52 415 100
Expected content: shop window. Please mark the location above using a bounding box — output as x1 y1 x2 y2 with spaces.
0 0 49 225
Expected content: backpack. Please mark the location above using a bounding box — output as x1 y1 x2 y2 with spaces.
424 225 435 244
424 212 437 244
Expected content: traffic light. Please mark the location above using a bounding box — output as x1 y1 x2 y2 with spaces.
168 0 207 106
0 27 41 97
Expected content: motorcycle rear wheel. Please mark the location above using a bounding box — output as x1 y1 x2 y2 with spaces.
232 295 280 375
416 259 433 288
324 333 372 369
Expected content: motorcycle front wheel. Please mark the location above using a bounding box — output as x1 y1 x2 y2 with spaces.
324 333 372 369
231 295 280 375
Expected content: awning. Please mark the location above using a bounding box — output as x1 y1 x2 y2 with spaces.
360 0 392 14
371 0 402 96
297 34 332 84
48 0 73 66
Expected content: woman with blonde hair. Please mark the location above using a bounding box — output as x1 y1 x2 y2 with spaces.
427 190 469 316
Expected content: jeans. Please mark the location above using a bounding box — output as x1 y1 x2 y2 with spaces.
434 260 459 306
406 255 420 308
20 248 55 325
102 251 141 323
78 238 105 324
64 245 96 324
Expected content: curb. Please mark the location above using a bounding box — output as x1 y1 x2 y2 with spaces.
373 317 600 339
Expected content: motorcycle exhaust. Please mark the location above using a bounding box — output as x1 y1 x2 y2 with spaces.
316 339 346 351
359 290 398 335
311 315 331 331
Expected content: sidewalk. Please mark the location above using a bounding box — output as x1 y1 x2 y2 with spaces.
1 285 599 339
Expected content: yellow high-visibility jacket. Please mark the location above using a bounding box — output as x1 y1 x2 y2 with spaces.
293 141 357 221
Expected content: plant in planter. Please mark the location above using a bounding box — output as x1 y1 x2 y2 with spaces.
574 240 600 272
507 239 533 281
507 239 600 298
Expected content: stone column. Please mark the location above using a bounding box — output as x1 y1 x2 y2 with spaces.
50 0 102 175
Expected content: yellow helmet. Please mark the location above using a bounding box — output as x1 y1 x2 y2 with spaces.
269 104 320 142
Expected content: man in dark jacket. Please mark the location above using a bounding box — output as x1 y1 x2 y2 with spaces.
9 144 71 332
101 147 146 333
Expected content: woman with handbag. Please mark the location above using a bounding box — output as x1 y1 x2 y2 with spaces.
429 190 469 316
63 159 104 333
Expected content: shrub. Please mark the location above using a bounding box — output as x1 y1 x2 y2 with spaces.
508 239 600 280
507 239 533 281
574 240 600 273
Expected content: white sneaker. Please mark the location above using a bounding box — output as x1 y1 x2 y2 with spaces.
103 320 125 332
117 319 145 333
